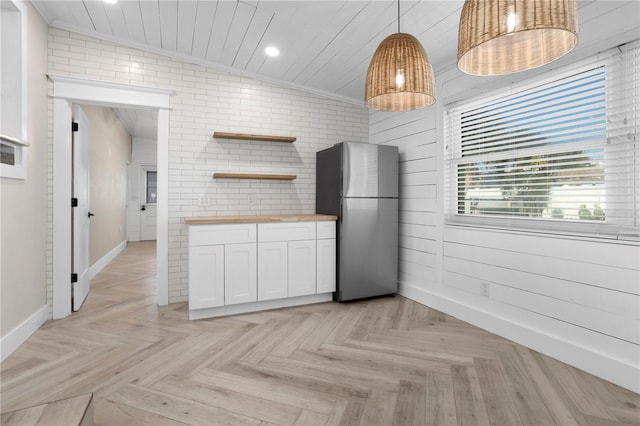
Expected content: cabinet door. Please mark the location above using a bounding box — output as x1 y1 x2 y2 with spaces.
316 239 336 293
225 243 257 305
189 245 224 309
257 242 288 301
288 240 316 297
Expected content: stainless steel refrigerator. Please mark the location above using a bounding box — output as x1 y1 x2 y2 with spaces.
316 142 399 302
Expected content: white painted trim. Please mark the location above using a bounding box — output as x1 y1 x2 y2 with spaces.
398 281 640 394
2 0 29 143
52 76 171 320
43 22 363 107
48 74 172 109
88 240 127 281
0 304 48 362
0 134 29 146
189 293 333 320
17 0 27 143
156 109 169 306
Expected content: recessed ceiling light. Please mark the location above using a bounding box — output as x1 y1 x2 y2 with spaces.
103 0 118 4
265 46 280 57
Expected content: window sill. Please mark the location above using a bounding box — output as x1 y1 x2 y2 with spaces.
1 134 28 146
444 218 640 246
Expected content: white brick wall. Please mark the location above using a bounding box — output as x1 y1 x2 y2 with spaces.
46 28 368 304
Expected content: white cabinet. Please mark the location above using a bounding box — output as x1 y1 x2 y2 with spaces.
288 239 317 297
316 221 336 293
317 238 336 293
317 221 336 239
258 242 288 301
188 245 224 309
258 222 317 298
225 243 257 305
188 218 336 319
188 224 256 310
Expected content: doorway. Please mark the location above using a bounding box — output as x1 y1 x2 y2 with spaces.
140 166 158 241
51 75 172 319
72 103 140 311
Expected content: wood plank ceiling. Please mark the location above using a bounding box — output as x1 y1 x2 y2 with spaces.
33 0 465 103
31 1 640 138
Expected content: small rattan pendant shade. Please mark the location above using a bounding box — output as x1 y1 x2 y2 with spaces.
365 33 436 111
457 0 578 75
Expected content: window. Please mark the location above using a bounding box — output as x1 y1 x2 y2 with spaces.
146 171 157 204
0 0 28 179
445 41 639 240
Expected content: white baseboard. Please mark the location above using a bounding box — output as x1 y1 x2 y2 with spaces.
399 282 640 394
88 240 127 281
189 293 333 320
0 304 48 363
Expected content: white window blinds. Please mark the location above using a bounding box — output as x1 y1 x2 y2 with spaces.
445 41 639 240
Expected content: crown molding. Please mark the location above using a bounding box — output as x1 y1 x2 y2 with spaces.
46 21 366 108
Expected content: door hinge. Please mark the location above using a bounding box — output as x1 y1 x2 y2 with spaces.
72 122 79 132
71 197 78 207
71 273 78 283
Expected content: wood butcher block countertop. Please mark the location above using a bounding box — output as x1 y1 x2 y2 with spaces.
184 214 337 224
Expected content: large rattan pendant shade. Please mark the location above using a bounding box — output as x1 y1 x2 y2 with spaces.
365 33 436 111
457 0 578 75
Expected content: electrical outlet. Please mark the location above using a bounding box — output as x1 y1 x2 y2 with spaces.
480 281 490 297
198 195 210 207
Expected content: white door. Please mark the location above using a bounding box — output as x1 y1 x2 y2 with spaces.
258 242 288 301
225 243 257 305
140 167 157 241
72 105 91 311
288 240 316 297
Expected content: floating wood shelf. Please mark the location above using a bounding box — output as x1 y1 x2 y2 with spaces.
213 172 296 181
213 131 296 143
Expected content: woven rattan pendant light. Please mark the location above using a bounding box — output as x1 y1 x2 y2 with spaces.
365 0 436 111
457 0 578 75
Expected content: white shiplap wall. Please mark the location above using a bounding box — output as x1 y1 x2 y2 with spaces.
370 48 640 393
370 109 439 290
46 28 368 304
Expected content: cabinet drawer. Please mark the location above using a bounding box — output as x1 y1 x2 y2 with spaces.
258 221 316 242
189 223 256 246
317 221 336 239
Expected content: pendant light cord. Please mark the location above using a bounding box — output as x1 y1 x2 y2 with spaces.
397 0 400 33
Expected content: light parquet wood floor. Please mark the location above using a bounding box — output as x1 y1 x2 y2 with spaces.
1 241 638 425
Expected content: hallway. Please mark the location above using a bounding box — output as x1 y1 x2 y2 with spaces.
1 242 638 425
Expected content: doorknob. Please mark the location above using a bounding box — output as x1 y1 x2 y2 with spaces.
141 205 146 211
88 212 95 218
